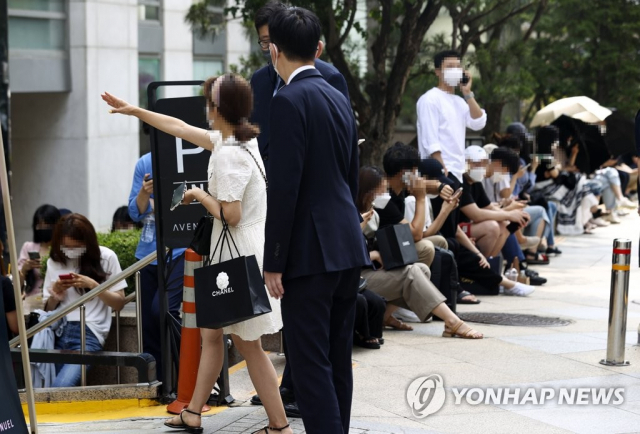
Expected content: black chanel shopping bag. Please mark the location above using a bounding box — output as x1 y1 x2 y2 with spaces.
194 212 272 329
375 223 419 270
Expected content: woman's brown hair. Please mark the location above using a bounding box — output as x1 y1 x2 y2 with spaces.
203 73 260 142
357 166 386 213
50 214 107 294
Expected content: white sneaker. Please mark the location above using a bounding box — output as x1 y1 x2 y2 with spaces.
589 217 610 227
619 197 638 208
615 207 629 216
503 282 536 296
607 212 621 224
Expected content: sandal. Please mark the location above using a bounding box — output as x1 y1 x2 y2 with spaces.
384 316 414 331
442 320 483 339
545 246 562 255
164 408 203 433
524 250 549 265
252 424 291 434
457 290 481 305
354 334 381 349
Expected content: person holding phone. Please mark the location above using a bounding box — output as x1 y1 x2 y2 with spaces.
43 214 126 387
18 205 62 310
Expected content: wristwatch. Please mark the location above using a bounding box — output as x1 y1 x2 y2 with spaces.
437 182 446 193
463 92 475 101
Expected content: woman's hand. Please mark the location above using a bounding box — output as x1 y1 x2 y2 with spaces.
370 251 384 269
52 279 73 299
360 209 374 231
477 252 490 268
531 156 539 172
439 184 455 202
101 92 137 116
182 187 207 205
68 273 99 290
442 196 459 213
21 259 41 273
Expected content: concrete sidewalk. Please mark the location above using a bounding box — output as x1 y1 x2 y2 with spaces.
38 212 640 434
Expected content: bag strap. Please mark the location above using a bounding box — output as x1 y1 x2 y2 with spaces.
240 144 268 191
210 209 242 265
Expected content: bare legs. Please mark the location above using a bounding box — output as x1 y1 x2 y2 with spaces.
471 220 509 257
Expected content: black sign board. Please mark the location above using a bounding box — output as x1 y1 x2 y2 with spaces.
0 295 28 434
151 92 210 249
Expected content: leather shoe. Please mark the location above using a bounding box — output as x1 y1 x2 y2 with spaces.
279 387 296 404
250 394 262 406
284 402 302 418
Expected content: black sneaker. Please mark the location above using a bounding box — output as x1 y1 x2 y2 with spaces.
525 269 547 285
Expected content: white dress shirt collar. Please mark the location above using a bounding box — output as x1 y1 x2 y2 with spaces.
287 65 316 85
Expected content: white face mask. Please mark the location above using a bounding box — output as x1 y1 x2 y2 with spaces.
490 171 506 183
372 192 391 209
426 193 439 199
443 67 463 87
61 246 86 260
468 167 486 182
270 44 281 78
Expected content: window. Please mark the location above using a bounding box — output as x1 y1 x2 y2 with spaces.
139 0 161 22
7 0 66 51
193 58 224 95
139 57 161 108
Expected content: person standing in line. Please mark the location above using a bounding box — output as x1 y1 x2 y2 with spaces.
127 152 186 381
417 50 487 237
249 1 351 417
103 73 291 434
263 7 370 434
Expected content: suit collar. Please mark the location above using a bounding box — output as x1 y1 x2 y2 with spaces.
289 68 322 84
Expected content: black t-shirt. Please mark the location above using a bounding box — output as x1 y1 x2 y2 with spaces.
375 188 408 229
459 180 491 223
2 276 16 340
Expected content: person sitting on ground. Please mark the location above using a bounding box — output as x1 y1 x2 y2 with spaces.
358 167 483 338
43 214 126 387
18 205 62 310
376 142 453 267
352 262 386 349
459 146 530 258
111 206 143 232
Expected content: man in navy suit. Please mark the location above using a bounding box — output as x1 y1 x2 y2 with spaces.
249 1 349 165
263 7 370 434
248 1 352 418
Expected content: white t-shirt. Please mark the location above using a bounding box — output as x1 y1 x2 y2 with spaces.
404 196 433 230
43 246 127 346
416 87 487 181
482 176 511 203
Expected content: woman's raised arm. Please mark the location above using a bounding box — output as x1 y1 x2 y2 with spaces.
101 92 213 151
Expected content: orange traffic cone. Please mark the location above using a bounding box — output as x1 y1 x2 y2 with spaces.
167 249 211 414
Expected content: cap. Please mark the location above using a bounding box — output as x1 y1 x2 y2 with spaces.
417 158 453 186
483 143 498 156
506 122 533 143
464 145 488 162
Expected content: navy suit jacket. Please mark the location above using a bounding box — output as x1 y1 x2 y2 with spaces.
264 69 369 280
250 59 350 160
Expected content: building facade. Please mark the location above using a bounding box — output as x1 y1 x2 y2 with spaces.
7 0 253 246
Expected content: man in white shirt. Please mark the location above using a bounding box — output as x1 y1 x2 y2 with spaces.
417 50 487 182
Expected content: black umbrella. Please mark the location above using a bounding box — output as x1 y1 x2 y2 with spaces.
605 111 636 157
551 115 611 174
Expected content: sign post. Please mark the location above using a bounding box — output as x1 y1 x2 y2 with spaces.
147 81 210 399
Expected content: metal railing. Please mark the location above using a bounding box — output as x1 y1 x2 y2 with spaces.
10 251 159 386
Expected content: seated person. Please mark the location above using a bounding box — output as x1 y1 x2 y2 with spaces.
358 167 483 338
43 213 126 387
3 276 18 339
417 160 536 297
111 206 143 232
374 143 452 267
459 146 529 258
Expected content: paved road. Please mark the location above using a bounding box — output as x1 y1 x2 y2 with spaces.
38 211 640 434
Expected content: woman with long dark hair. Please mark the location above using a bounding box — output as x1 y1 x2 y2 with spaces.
43 214 126 387
102 73 291 434
18 205 62 310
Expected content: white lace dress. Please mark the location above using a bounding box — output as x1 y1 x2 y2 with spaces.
206 131 282 341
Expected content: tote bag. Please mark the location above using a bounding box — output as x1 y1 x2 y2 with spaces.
194 212 272 329
375 223 418 270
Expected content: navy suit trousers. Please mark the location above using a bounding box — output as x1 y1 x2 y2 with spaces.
281 267 360 434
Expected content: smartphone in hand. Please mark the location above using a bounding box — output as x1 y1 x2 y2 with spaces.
28 251 41 261
59 273 73 281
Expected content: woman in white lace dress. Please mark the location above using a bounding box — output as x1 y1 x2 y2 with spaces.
102 74 291 434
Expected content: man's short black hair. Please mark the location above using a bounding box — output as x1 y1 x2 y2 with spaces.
269 7 321 62
490 146 521 175
254 1 287 34
434 50 461 69
383 142 419 177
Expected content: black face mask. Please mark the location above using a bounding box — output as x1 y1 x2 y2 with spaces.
262 50 272 64
34 228 53 243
